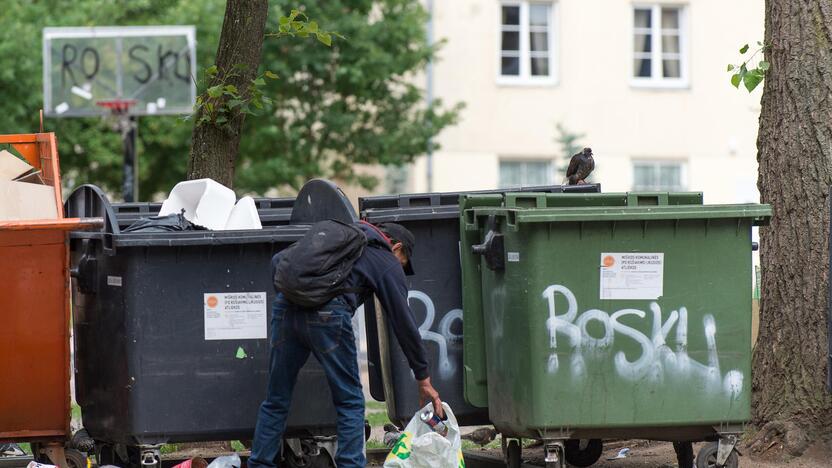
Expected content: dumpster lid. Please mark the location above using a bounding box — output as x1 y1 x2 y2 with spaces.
361 184 601 222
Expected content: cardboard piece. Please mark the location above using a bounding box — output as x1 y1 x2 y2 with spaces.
0 180 59 221
0 149 35 180
0 149 58 221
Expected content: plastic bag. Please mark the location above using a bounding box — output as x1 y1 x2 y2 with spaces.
206 454 240 468
384 402 464 468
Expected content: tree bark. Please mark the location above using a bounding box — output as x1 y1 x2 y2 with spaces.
187 0 269 188
753 0 832 443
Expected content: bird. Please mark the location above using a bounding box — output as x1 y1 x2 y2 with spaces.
383 423 403 448
566 147 595 185
461 427 498 446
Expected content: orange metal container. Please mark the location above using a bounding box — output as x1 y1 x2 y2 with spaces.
0 132 99 444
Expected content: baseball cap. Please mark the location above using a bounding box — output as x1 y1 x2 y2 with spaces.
377 222 416 275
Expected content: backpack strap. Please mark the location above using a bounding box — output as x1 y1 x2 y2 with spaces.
359 220 393 251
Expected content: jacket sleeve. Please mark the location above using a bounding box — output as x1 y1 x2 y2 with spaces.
374 264 430 381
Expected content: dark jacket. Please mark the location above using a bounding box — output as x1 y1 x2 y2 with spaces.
271 222 429 381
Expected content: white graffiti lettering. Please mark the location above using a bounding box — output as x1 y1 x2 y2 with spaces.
541 284 744 398
408 290 463 379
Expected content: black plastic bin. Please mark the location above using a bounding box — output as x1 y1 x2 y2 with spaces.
65 180 356 454
359 184 601 427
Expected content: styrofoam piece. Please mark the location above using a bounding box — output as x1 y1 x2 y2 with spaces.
224 196 262 230
159 179 236 230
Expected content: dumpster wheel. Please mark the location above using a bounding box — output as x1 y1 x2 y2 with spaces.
504 439 522 468
64 448 89 468
696 441 738 468
564 439 602 467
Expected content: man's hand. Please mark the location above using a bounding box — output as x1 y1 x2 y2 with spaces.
417 377 444 419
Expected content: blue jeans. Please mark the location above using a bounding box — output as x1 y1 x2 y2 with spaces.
249 294 365 468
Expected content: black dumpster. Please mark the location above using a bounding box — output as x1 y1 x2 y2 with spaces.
359 184 601 427
65 179 355 466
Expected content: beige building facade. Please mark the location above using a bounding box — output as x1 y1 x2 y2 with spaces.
402 0 764 204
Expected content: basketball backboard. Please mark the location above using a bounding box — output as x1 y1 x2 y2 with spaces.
43 26 196 117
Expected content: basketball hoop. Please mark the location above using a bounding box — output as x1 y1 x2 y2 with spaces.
95 99 138 115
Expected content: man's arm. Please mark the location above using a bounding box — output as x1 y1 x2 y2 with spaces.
374 264 429 380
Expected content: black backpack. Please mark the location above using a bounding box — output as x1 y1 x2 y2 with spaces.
274 220 377 308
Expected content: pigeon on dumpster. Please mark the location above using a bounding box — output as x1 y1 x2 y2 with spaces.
383 423 403 448
461 427 498 446
566 147 595 185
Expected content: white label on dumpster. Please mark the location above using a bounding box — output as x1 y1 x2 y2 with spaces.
204 292 267 340
107 275 122 287
599 253 663 300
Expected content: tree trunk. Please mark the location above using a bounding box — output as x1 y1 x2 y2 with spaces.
187 0 269 188
753 0 832 447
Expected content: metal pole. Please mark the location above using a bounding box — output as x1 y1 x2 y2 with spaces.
122 114 137 202
426 0 434 193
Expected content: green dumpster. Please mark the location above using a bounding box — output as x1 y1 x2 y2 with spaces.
460 192 770 467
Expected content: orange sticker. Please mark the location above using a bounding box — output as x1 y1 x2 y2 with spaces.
206 296 219 308
602 255 615 267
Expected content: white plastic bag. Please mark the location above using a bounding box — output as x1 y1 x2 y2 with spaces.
384 402 464 468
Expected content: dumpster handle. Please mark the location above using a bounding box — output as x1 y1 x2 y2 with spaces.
471 215 505 271
64 185 120 254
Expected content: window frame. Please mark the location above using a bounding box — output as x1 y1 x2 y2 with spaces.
497 1 559 87
631 159 688 191
499 158 556 188
630 4 689 89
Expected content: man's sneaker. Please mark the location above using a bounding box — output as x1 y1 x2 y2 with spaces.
0 444 26 456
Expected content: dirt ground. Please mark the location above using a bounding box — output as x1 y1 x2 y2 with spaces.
468 438 832 467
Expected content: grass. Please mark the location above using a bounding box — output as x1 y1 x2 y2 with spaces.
365 400 386 411
231 441 246 452
160 444 179 454
366 439 387 450
365 410 391 427
71 403 82 421
19 443 31 455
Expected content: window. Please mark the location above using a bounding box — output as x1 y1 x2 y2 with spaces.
499 2 556 84
632 160 686 191
500 160 554 187
632 5 687 87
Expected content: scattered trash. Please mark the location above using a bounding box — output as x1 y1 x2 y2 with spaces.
606 448 630 460
0 444 25 456
159 179 261 230
383 423 403 448
26 462 56 468
172 457 208 468
0 149 58 221
206 453 241 468
235 347 247 359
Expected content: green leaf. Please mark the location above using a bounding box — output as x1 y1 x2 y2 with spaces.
731 73 742 88
289 9 300 21
744 70 764 92
227 99 243 108
264 70 279 79
224 84 238 94
253 77 266 87
307 21 318 33
740 44 749 54
207 85 223 98
727 64 734 72
316 32 332 46
278 16 290 25
216 115 228 124
759 61 770 71
206 65 218 76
